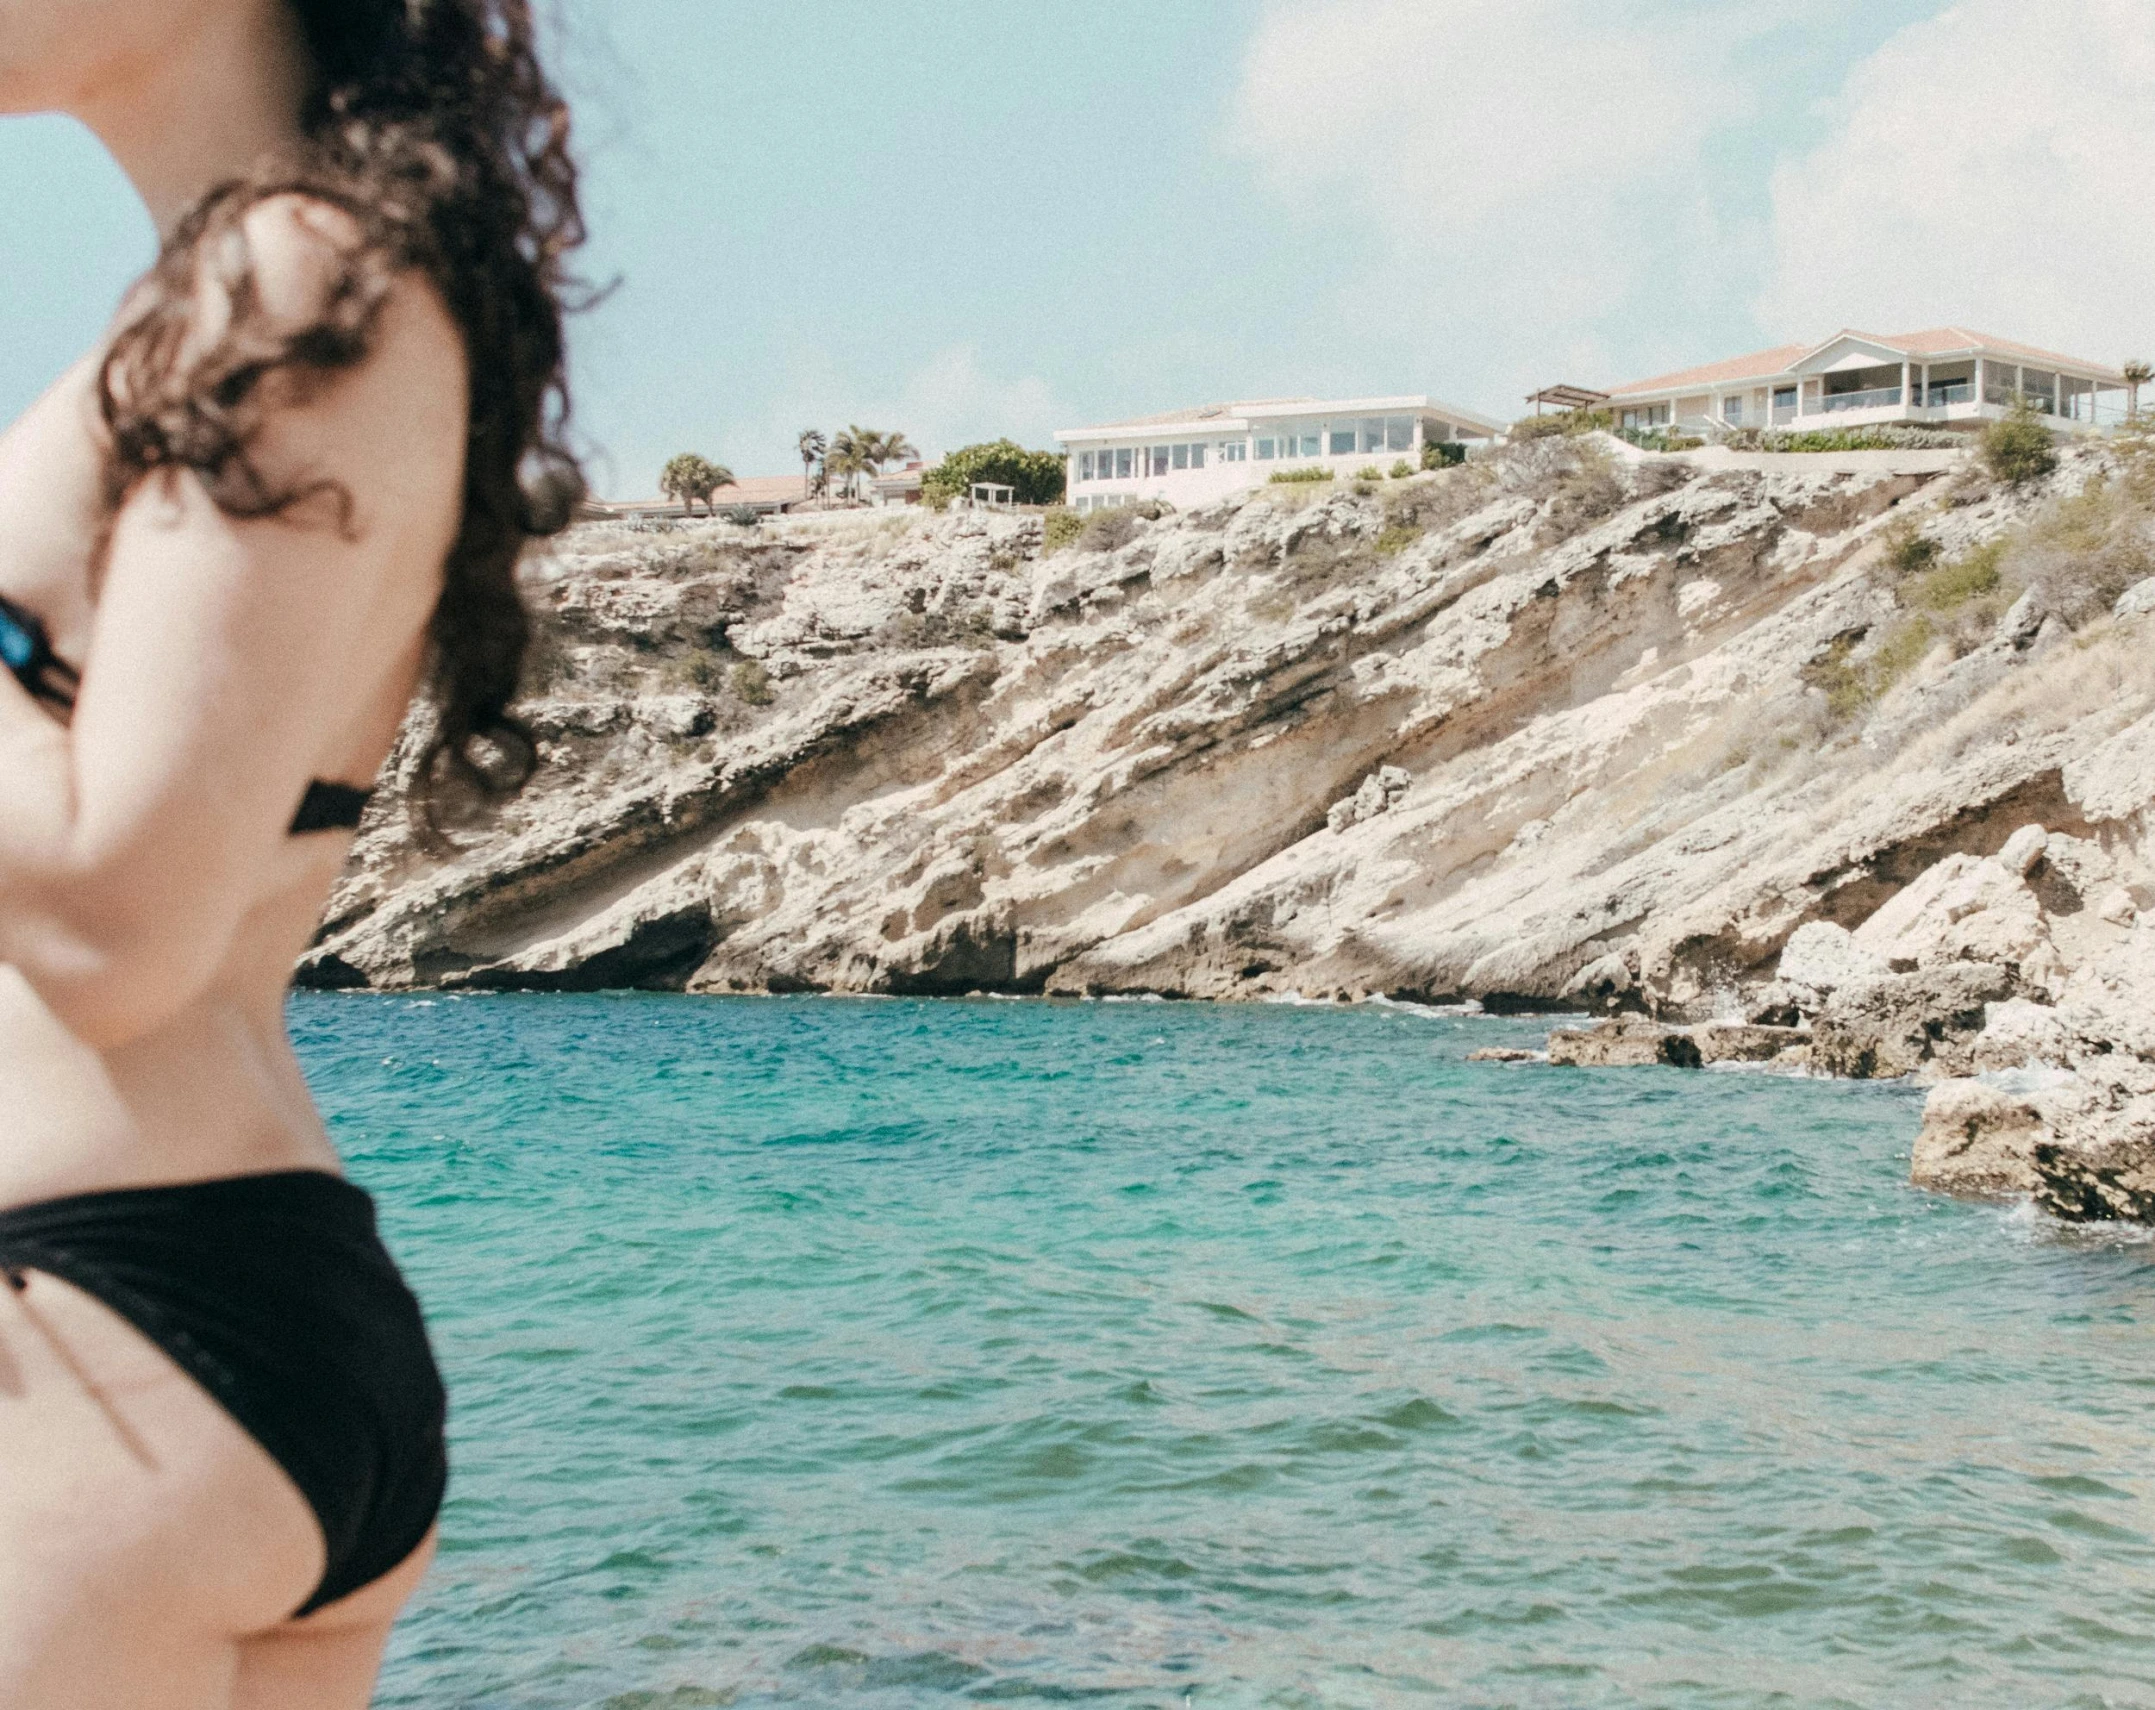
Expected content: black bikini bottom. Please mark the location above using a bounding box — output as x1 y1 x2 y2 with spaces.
0 1169 447 1617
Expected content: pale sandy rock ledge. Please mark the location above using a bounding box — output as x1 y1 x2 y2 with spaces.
306 435 2155 1218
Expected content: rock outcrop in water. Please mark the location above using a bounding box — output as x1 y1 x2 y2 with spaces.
305 434 2155 1216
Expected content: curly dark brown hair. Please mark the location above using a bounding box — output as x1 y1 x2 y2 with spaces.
97 0 586 816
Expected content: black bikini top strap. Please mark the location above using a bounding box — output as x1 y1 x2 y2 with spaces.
0 593 81 715
2 594 370 837
290 779 375 834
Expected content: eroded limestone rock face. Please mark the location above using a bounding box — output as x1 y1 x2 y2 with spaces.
1812 962 2017 1080
308 439 2155 1212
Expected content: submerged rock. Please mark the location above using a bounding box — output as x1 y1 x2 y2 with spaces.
1693 1022 1808 1063
1547 1020 1690 1068
1544 1019 1804 1069
1911 1078 2047 1196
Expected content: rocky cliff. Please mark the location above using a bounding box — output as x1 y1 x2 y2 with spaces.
305 434 2155 1214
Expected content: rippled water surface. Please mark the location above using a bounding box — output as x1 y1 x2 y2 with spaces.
293 994 2155 1709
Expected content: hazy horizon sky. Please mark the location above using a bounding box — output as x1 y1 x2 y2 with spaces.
3 1 2151 495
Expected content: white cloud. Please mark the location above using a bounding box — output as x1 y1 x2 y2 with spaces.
1758 0 2155 361
882 346 1058 463
1225 0 1769 400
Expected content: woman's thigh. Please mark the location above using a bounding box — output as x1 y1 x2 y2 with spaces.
0 1271 325 1709
233 1529 437 1710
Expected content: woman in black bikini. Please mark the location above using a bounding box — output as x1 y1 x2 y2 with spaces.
0 2 580 1702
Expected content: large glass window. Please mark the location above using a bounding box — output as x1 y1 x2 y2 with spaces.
1360 417 1386 454
1722 395 1743 424
1172 443 1188 470
1114 447 1132 479
1386 416 1413 451
1191 444 1206 469
1222 441 1244 462
1080 451 1096 481
2021 369 2057 413
1255 438 1275 459
1147 445 1166 475
1329 428 1356 456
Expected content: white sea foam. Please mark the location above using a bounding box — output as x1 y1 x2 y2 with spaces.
1365 993 1486 1018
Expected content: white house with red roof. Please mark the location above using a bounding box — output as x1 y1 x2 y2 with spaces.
1054 394 1505 514
1606 328 2129 437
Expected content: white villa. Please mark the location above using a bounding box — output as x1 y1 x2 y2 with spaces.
1605 328 2129 437
1055 394 1504 513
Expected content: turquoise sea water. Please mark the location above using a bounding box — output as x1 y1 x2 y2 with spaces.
294 994 2155 1710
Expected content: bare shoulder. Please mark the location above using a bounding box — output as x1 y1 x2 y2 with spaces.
236 194 460 357
227 196 469 535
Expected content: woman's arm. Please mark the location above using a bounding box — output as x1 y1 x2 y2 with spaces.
0 203 468 1047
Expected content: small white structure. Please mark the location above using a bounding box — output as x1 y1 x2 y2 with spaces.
869 460 927 506
1055 394 1503 514
1606 328 2129 437
968 482 1016 511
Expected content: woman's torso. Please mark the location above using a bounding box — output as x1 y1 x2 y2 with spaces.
0 352 424 1208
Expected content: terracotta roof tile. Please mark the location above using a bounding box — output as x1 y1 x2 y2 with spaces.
1606 344 1814 397
1883 327 2124 380
1610 328 2124 396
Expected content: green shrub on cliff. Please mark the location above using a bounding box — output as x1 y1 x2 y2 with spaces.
1906 540 2004 613
1983 399 2058 486
1884 520 1942 577
1722 425 1958 452
732 660 773 706
1804 618 1934 719
1511 409 1612 441
1420 440 1466 469
1268 466 1333 484
1078 507 1142 553
1042 506 1084 554
921 440 1066 509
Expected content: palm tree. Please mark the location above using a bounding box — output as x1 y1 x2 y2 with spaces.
872 430 918 474
797 429 827 505
659 452 734 516
2123 360 2152 424
827 429 867 504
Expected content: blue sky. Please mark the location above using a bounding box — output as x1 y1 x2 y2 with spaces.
4 1 2149 495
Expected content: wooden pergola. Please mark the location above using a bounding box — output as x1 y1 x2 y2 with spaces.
1525 384 1611 415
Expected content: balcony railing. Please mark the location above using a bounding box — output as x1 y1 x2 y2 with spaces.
1920 381 1973 407
1771 405 1797 426
1816 386 1902 413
